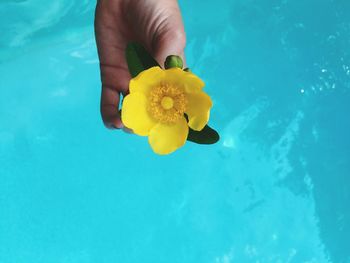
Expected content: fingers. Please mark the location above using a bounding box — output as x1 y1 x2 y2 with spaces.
98 63 130 129
95 2 131 129
100 86 123 129
98 64 130 129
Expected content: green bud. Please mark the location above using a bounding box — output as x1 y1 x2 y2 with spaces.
183 67 190 72
164 55 183 69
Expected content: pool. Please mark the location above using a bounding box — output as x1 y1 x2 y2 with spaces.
0 0 349 262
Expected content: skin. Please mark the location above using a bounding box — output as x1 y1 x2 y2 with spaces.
95 0 186 129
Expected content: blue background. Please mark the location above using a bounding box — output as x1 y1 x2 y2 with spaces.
1 0 349 262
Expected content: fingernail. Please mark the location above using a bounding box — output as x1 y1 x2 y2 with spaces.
122 127 134 134
107 122 123 129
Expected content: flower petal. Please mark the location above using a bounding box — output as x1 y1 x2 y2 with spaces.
129 67 164 96
121 93 156 136
148 117 189 155
185 91 213 131
165 68 205 93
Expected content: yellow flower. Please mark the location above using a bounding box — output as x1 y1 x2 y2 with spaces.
121 66 212 155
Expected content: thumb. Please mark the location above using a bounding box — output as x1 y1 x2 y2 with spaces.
153 29 186 67
151 6 186 66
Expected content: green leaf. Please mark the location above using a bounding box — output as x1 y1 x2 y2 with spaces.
125 43 160 77
187 125 220 145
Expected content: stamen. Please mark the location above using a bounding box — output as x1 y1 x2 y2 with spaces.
148 83 187 124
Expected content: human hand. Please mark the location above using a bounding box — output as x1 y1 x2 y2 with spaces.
95 0 186 129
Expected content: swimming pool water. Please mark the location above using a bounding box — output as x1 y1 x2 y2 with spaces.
0 0 350 262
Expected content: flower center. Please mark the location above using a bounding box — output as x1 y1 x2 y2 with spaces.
161 96 174 110
148 83 187 124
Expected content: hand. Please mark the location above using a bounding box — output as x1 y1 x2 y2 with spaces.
95 0 186 129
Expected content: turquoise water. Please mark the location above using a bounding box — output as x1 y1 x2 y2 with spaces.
1 0 350 262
